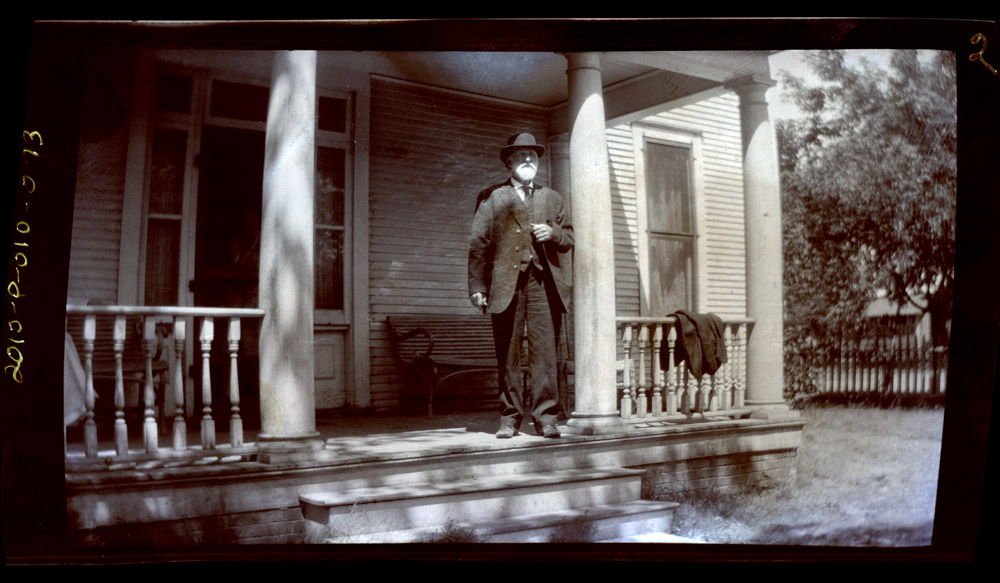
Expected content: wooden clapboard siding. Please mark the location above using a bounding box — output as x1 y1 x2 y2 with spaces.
608 125 641 317
609 92 746 320
682 93 746 319
367 77 548 411
67 50 135 305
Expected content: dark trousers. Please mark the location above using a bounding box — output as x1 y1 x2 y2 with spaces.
492 265 562 430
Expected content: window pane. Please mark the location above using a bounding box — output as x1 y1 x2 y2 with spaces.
144 218 181 305
646 142 692 234
149 129 187 215
648 235 693 315
210 80 269 122
156 72 192 114
315 228 344 310
316 146 345 226
318 96 347 133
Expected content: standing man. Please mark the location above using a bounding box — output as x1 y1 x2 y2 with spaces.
469 133 573 439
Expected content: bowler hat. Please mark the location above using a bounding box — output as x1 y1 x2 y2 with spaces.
500 133 546 162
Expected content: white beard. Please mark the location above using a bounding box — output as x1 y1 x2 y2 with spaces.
514 165 537 184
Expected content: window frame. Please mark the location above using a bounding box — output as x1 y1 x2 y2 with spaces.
631 123 706 317
313 89 354 326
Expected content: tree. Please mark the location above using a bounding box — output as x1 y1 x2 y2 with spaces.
778 50 956 396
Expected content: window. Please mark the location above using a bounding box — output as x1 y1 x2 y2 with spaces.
633 125 702 317
314 91 353 323
646 142 694 315
143 70 194 306
315 146 346 311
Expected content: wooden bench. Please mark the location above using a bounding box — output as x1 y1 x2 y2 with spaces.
386 314 573 418
387 314 497 417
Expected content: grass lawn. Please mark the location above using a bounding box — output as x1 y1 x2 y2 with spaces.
668 404 944 546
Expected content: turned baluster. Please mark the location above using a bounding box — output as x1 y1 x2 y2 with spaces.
735 323 747 408
697 356 711 413
679 368 691 416
200 317 215 449
651 325 663 416
82 314 98 457
620 323 633 420
142 317 158 453
707 373 718 412
228 317 243 447
113 315 129 455
172 318 187 450
665 323 678 415
720 324 733 410
636 324 649 418
691 368 704 414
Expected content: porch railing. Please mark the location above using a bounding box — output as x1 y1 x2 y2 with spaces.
616 316 753 420
65 304 265 458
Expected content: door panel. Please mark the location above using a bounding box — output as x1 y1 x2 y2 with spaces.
192 125 264 428
314 330 347 408
192 125 263 308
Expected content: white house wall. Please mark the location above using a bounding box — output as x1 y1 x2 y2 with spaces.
609 91 747 320
366 77 549 411
66 50 135 306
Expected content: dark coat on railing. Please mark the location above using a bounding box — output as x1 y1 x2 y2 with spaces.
661 310 728 379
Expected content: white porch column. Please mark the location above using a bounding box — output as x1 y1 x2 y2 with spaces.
258 50 320 440
562 53 626 435
728 75 792 418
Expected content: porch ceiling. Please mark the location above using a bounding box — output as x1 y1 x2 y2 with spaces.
154 49 772 111
358 51 772 108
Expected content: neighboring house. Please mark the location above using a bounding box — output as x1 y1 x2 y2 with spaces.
864 295 935 344
17 35 804 544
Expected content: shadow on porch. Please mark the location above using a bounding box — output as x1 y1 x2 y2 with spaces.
65 409 567 464
64 406 778 468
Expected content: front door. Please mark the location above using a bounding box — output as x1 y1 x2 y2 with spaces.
192 125 264 428
137 67 355 423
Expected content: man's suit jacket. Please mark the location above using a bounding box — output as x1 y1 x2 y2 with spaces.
469 180 573 315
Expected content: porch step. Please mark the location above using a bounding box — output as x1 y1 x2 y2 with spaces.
322 499 679 543
301 467 677 543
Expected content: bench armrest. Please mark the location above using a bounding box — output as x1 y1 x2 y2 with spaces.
388 323 435 363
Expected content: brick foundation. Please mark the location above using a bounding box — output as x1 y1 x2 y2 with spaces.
638 449 798 499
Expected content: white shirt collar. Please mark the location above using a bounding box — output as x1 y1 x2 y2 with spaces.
511 177 533 201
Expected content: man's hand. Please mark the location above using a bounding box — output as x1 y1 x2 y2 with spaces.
470 292 488 312
531 223 554 243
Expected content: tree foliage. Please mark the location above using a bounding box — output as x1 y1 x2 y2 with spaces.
778 50 956 400
779 50 956 346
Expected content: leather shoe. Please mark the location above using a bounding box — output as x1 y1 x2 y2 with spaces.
496 425 518 439
541 425 561 438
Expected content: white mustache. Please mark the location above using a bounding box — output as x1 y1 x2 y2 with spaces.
515 164 537 180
